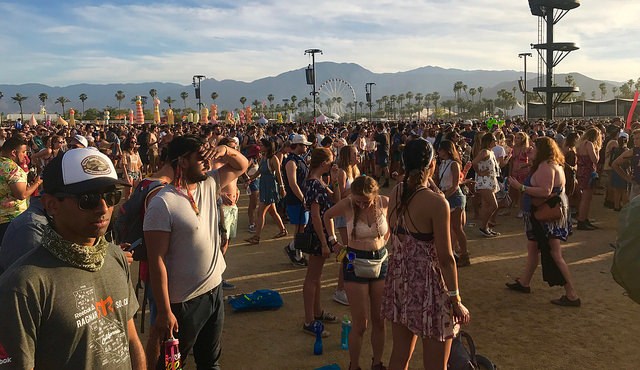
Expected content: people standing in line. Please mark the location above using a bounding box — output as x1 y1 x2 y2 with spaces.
245 139 288 245
0 136 42 241
506 137 580 306
283 134 313 267
331 144 361 306
575 127 602 230
473 133 501 237
0 148 146 369
144 135 249 370
383 138 470 370
612 129 640 201
301 147 340 337
323 176 390 370
437 140 470 267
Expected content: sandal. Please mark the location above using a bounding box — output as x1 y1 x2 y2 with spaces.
272 229 288 239
314 310 337 323
505 279 531 293
551 295 581 307
244 235 260 245
457 253 471 267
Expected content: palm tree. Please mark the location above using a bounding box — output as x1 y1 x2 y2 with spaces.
301 97 311 112
115 90 125 109
149 89 158 99
290 95 297 113
468 88 477 103
55 96 70 119
38 93 48 110
79 93 88 118
239 96 247 108
211 92 219 103
164 96 176 109
612 86 619 98
11 93 28 121
252 99 261 113
431 92 441 117
390 95 397 119
477 86 484 101
180 91 189 110
267 94 275 118
599 83 607 100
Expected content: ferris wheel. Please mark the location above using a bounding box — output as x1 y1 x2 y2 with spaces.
316 78 356 118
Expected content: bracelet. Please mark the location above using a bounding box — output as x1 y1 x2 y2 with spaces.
446 289 459 297
520 184 526 193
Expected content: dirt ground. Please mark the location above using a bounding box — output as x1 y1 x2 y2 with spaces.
134 189 640 370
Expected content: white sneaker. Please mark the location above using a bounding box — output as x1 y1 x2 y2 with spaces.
248 224 256 233
333 289 349 306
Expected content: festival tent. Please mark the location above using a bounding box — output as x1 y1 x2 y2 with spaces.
315 114 328 124
257 116 268 125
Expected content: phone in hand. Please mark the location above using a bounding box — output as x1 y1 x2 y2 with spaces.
128 238 143 252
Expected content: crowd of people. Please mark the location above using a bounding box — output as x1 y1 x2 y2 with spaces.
0 114 637 369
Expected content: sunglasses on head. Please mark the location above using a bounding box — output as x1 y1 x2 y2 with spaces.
55 189 122 210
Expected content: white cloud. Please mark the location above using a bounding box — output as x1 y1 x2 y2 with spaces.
1 0 639 85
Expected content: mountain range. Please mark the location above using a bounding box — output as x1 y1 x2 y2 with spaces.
0 62 624 115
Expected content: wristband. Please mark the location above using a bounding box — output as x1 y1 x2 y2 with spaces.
447 289 459 297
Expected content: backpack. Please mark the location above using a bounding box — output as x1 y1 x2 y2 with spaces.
114 179 166 261
611 195 640 304
448 331 497 370
228 289 283 312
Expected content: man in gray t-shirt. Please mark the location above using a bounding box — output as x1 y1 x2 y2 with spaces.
0 148 144 369
144 135 248 369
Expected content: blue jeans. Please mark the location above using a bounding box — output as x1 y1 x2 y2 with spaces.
157 284 224 370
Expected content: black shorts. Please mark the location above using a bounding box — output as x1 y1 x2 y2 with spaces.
376 152 389 167
342 247 388 283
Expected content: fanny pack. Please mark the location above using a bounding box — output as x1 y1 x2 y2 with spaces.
349 249 388 279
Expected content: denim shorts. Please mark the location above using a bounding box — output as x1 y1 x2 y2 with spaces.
248 179 260 192
446 188 466 211
342 247 388 283
286 204 309 225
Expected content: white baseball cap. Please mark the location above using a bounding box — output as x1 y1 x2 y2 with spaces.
71 134 89 148
291 134 312 146
43 148 130 194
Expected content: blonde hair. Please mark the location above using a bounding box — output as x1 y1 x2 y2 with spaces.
350 176 380 240
578 127 602 150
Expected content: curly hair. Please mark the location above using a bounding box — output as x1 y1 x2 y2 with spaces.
531 136 565 173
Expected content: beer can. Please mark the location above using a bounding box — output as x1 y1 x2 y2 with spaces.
164 337 182 370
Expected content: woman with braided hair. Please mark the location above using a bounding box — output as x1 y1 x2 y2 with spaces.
323 175 390 370
383 138 470 370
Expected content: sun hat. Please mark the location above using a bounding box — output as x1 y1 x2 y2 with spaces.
42 148 130 195
291 134 312 145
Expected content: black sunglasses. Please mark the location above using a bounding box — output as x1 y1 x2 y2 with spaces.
55 190 122 210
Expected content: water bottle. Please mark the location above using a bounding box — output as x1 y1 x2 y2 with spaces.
341 315 351 350
313 321 324 355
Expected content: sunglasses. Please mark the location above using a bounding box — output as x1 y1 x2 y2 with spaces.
345 251 356 272
55 190 122 210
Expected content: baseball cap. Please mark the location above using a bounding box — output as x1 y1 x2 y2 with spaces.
291 134 312 145
42 148 130 195
463 120 473 126
70 134 88 148
441 123 453 131
167 135 204 161
619 132 629 139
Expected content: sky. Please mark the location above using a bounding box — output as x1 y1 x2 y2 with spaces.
1 0 639 86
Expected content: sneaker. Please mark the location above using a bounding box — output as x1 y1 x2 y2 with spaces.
222 280 236 290
488 229 501 236
248 224 256 233
283 245 308 267
314 310 338 323
303 320 330 337
333 290 349 306
577 221 596 231
506 279 531 293
478 228 495 237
